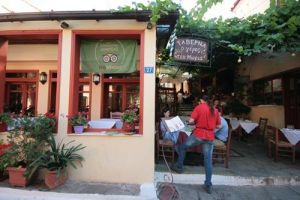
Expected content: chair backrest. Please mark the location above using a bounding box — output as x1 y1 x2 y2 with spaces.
155 122 163 140
275 128 280 144
258 117 268 135
266 125 276 141
110 112 123 119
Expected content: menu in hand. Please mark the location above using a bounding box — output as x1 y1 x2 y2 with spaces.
162 116 185 132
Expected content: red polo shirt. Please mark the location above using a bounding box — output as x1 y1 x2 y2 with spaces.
191 103 221 141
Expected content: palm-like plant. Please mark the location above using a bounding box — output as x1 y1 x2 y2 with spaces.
29 135 85 177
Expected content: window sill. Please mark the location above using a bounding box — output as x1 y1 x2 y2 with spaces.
68 131 142 137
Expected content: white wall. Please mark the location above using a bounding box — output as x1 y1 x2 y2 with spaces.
232 0 270 18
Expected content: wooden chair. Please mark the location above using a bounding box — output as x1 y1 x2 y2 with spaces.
267 126 296 163
256 117 268 140
155 123 176 164
213 128 232 168
110 112 123 119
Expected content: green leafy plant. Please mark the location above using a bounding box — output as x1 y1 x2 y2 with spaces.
117 0 180 23
5 115 55 177
29 135 85 177
0 113 13 126
121 109 138 124
68 113 88 126
0 142 12 174
223 98 251 117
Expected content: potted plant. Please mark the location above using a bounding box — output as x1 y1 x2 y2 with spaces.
29 135 85 189
68 113 88 134
5 115 55 187
121 109 138 132
0 140 12 181
0 113 13 132
223 98 251 119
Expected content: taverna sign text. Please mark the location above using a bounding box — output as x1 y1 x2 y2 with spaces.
173 38 209 63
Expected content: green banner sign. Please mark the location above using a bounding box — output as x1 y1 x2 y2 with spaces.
80 39 137 73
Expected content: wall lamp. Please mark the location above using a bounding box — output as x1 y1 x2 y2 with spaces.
93 73 101 85
39 72 47 85
237 56 242 63
60 21 69 29
147 22 153 30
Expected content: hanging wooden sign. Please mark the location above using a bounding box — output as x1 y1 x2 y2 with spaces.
173 38 209 63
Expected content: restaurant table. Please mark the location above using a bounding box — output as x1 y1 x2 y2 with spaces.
88 118 123 129
227 118 258 134
280 128 300 145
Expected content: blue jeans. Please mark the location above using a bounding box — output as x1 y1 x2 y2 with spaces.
175 134 214 186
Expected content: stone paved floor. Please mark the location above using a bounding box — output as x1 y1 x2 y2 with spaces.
155 139 300 177
0 179 140 196
173 184 300 200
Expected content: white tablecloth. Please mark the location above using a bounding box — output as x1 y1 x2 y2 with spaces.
280 128 300 145
228 118 258 134
88 119 123 129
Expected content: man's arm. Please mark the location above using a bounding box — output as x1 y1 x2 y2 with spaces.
215 112 221 129
188 118 195 124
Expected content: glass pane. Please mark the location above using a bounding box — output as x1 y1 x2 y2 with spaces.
78 93 90 112
8 92 22 114
9 84 22 91
273 92 283 105
27 72 36 78
272 79 282 92
265 81 272 93
27 83 36 92
6 72 37 78
108 92 122 112
104 73 139 79
79 84 90 92
126 84 139 93
289 78 294 91
6 73 25 78
109 84 122 92
49 82 57 113
126 93 140 108
80 73 90 78
25 84 36 116
126 84 139 109
51 72 57 78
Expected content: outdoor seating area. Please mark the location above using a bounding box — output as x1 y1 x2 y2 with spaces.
155 112 300 174
155 138 300 177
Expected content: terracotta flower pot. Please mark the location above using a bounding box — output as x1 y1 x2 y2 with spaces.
122 122 135 132
0 170 8 181
0 122 7 132
7 167 30 187
45 170 68 189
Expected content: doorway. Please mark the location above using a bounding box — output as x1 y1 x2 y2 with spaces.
284 71 300 128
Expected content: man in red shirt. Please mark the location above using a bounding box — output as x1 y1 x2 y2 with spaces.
171 95 221 194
